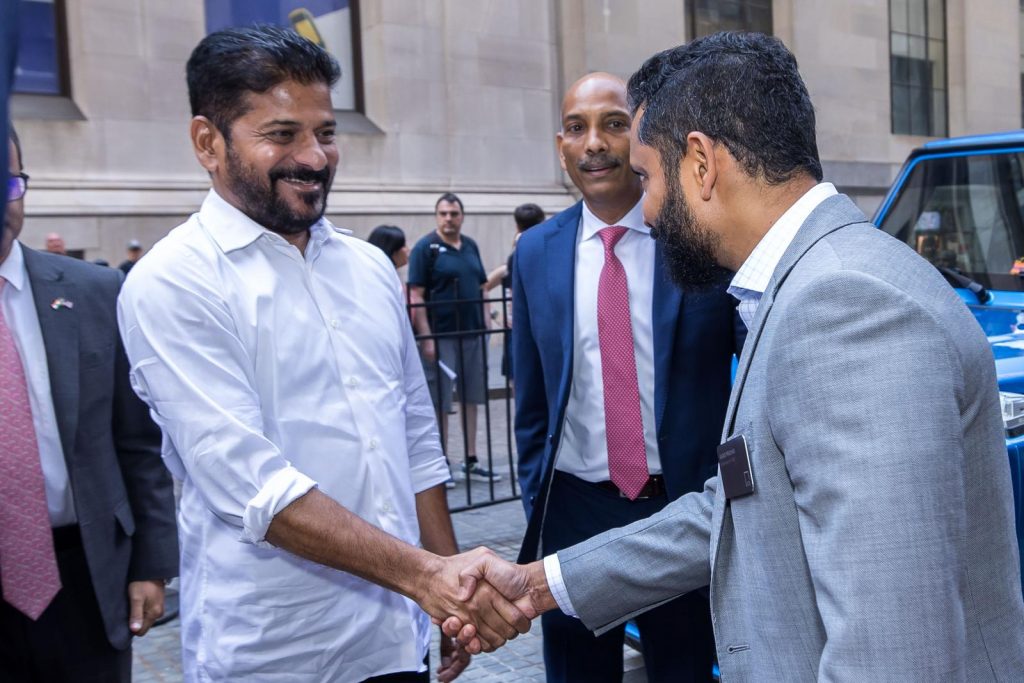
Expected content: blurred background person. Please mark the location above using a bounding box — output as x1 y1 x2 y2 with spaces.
118 239 143 274
43 232 65 256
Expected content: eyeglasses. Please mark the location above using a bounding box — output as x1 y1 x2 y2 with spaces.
7 173 29 202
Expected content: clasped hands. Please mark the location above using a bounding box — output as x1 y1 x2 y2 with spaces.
415 547 554 654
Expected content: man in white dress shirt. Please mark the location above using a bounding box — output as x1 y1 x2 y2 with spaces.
118 26 526 683
511 73 738 681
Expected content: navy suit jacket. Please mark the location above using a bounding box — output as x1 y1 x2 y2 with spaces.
22 247 178 650
513 201 741 562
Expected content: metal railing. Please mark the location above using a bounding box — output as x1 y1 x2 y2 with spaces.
408 283 520 512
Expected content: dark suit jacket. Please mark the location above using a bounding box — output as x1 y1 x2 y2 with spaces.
22 247 178 650
514 201 742 562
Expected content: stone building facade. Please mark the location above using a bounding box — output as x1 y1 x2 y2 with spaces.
10 0 1022 268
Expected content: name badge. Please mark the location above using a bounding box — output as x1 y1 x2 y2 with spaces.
717 435 755 500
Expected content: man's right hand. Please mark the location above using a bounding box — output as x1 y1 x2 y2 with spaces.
412 548 532 653
439 548 556 654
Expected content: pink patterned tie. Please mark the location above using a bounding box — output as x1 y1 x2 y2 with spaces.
0 278 61 619
597 227 650 500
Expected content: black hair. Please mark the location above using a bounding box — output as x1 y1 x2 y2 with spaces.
627 32 822 186
367 224 407 260
513 203 545 232
186 24 340 140
8 124 22 170
435 192 464 214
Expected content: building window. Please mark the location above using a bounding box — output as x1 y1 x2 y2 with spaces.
690 0 773 39
14 0 68 95
890 0 947 136
204 0 362 112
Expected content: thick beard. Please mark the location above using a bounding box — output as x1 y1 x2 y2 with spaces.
654 182 731 291
224 144 330 236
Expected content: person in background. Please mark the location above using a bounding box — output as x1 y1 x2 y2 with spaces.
118 239 143 274
408 193 502 485
1 126 177 682
483 203 545 384
43 233 66 255
0 0 17 246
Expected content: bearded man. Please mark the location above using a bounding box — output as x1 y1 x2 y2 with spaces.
446 32 1024 682
117 25 528 682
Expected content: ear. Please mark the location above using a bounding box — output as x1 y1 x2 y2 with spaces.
190 116 224 174
686 132 718 202
556 130 568 173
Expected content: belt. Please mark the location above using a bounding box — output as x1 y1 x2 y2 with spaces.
593 474 666 500
52 525 82 552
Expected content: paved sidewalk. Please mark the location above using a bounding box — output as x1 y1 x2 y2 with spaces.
131 498 646 682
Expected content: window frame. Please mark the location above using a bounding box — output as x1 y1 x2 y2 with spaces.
688 0 774 40
889 0 948 137
13 0 72 98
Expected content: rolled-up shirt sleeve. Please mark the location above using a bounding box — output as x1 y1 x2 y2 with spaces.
392 272 448 494
118 257 316 546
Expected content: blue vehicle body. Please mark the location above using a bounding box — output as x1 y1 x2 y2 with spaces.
873 130 1024 590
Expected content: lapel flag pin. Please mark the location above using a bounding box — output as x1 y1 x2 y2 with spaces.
50 297 74 311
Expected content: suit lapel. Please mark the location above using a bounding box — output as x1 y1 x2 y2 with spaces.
22 248 80 461
719 194 868 440
544 203 582 406
652 243 682 433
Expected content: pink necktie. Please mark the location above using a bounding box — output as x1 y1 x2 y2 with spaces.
0 278 61 619
597 227 650 500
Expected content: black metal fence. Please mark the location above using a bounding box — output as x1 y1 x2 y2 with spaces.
407 284 520 512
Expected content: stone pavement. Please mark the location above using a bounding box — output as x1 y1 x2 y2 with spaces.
131 497 646 682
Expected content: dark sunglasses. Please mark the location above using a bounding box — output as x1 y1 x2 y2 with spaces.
7 173 29 202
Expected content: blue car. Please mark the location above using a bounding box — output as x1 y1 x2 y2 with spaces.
873 130 1024 590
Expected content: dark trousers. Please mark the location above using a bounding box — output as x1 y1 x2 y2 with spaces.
361 655 429 683
541 471 715 683
0 527 131 683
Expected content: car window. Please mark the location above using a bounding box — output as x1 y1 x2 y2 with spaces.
878 150 1024 291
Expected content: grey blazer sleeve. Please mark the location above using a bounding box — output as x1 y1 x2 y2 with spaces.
557 474 716 633
767 270 987 679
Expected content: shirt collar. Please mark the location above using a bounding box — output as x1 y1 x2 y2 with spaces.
580 197 649 241
199 188 337 255
0 240 27 291
728 182 837 299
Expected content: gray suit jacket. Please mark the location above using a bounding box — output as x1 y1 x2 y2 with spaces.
22 247 178 650
558 195 1024 680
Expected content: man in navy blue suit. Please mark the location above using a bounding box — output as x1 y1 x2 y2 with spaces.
512 72 741 682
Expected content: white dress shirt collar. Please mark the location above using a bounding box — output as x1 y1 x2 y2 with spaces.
728 182 837 299
199 189 338 256
0 239 27 290
580 197 649 241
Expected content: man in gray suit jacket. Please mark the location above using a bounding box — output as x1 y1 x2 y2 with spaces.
0 128 178 681
445 32 1024 680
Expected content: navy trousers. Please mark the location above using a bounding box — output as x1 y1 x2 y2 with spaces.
541 471 715 683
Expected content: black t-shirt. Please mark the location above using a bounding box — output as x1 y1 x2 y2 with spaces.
408 232 487 333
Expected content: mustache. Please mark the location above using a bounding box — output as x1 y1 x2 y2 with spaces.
269 166 331 187
577 154 621 172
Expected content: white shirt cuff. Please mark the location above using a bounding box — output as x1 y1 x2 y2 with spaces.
543 553 578 618
241 466 317 547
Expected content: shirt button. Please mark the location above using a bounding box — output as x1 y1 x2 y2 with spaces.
381 501 392 513
331 319 340 329
369 438 379 450
347 377 359 388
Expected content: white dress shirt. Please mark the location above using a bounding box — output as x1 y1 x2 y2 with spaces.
544 182 839 618
556 199 662 481
0 241 76 526
728 183 837 328
118 190 449 682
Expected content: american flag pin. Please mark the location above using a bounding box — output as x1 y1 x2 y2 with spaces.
50 297 74 310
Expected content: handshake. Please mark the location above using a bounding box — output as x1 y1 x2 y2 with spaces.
411 547 557 654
